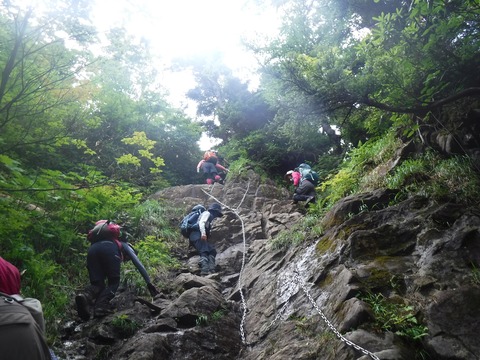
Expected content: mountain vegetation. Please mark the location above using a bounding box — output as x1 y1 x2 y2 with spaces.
0 0 479 351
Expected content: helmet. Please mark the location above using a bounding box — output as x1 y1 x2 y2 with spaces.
88 220 121 241
208 203 223 217
285 170 294 176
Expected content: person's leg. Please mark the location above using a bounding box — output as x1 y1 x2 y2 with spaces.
293 180 316 204
93 241 121 317
76 243 106 320
293 194 310 202
189 232 214 275
202 162 218 185
207 247 217 273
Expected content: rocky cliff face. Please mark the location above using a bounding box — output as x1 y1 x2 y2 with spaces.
58 170 480 360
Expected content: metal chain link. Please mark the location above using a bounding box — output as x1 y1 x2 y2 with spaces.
202 183 250 344
259 289 295 336
292 271 380 360
202 186 380 359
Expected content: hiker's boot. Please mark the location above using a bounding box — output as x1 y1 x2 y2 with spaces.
75 293 91 321
208 255 216 273
93 290 115 318
199 256 209 276
305 196 315 208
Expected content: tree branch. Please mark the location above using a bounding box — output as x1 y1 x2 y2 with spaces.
363 88 480 114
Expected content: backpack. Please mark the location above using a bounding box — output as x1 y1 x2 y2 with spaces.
297 163 319 185
180 205 206 238
303 170 319 185
0 292 51 359
203 150 218 164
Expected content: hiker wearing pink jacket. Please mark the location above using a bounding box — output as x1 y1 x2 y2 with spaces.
197 150 228 184
285 170 301 187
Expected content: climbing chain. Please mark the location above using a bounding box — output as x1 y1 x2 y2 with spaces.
201 181 250 344
258 286 296 337
202 185 379 359
292 270 380 360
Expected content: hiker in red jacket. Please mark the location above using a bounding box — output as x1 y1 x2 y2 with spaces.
75 220 158 321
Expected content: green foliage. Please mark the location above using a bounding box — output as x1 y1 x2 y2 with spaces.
210 308 227 322
470 263 480 286
119 200 181 293
386 152 480 204
122 235 180 293
318 132 401 209
126 199 183 242
195 308 227 327
361 292 428 341
110 314 141 338
196 314 209 327
227 156 269 182
269 213 323 250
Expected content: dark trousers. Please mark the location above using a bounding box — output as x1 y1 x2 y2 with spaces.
188 231 217 258
293 180 316 202
86 240 121 308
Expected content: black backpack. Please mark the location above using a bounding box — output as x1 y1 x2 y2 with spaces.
179 205 206 238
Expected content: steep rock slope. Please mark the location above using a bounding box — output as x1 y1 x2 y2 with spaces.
59 170 480 360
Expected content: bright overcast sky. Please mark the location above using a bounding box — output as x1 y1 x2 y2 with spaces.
91 0 280 93
90 0 281 149
15 0 282 149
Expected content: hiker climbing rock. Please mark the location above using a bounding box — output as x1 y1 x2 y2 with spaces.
292 163 318 207
197 150 229 185
0 257 52 360
187 203 223 275
285 169 301 188
75 220 158 321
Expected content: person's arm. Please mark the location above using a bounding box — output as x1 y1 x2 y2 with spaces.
215 163 228 172
197 159 205 172
121 243 158 296
293 172 301 187
198 211 210 240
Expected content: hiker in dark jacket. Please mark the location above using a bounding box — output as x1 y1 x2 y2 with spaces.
0 257 51 360
293 177 316 207
75 220 158 321
188 203 223 275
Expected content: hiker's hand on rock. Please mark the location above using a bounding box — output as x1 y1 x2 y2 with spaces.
147 282 159 297
201 235 207 241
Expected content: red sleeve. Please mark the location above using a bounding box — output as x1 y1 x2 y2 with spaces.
0 257 21 295
293 172 301 187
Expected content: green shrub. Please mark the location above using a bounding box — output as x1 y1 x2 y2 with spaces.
317 132 401 210
387 152 480 204
360 292 428 341
122 235 180 293
111 314 141 337
269 213 324 250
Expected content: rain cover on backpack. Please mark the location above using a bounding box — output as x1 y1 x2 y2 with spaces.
297 163 319 185
179 205 206 238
